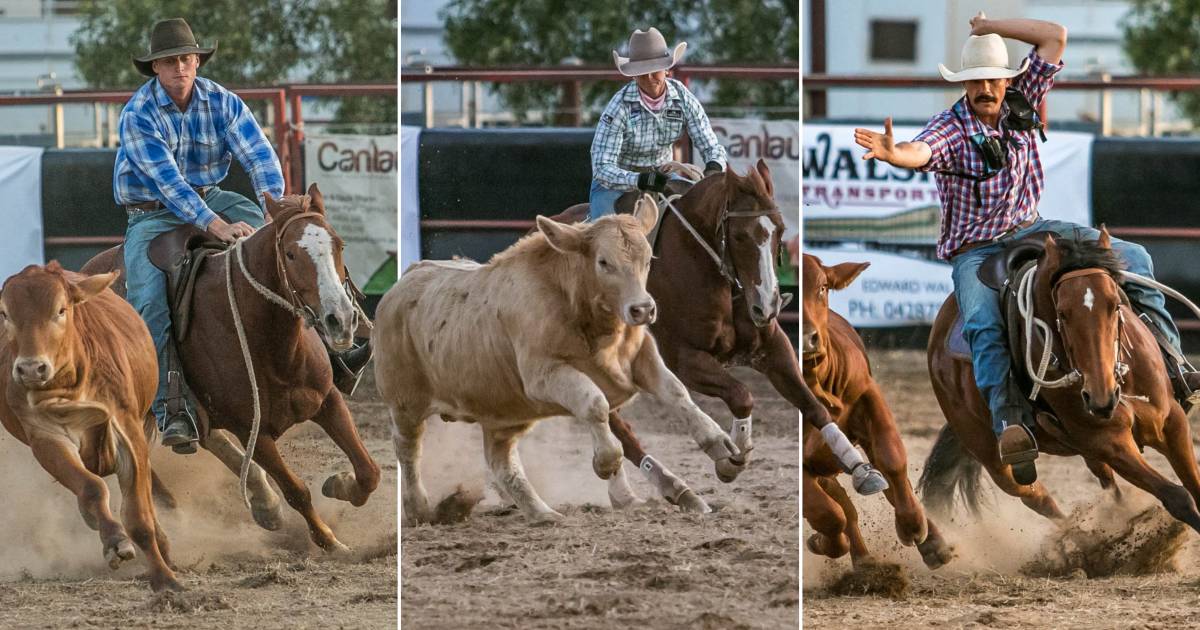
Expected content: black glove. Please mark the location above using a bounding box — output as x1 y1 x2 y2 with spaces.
637 171 670 193
703 161 724 177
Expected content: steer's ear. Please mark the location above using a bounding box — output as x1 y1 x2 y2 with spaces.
536 215 585 254
69 271 117 304
825 261 870 290
633 194 659 235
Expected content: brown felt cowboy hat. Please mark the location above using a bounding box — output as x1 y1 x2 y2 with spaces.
612 27 686 77
133 18 217 77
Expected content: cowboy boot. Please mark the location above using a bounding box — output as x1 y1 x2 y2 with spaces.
330 338 373 396
999 423 1038 485
160 369 198 455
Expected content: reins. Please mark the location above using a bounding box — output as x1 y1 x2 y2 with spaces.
656 189 777 296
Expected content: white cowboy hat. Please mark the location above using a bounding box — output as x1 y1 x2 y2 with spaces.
612 27 686 77
938 33 1029 82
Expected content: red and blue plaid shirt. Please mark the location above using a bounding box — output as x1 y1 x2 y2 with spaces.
914 50 1063 260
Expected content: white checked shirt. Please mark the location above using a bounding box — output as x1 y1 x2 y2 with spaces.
590 78 727 190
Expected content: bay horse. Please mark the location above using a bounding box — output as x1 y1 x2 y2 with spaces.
549 161 820 512
921 228 1200 533
801 254 955 570
82 184 381 551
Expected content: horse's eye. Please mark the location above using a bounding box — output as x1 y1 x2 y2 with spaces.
286 251 296 261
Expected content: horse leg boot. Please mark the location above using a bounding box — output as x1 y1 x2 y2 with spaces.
523 363 623 480
313 392 381 507
251 434 349 552
634 343 739 481
200 429 284 531
482 424 562 524
111 425 182 592
759 324 887 495
609 411 710 513
30 436 136 570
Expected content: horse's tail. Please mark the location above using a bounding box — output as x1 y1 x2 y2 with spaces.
918 425 984 518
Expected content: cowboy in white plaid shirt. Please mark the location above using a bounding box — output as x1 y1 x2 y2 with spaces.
855 13 1200 483
588 28 727 220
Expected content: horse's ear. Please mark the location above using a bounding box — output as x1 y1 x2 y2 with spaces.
69 271 117 304
1041 233 1062 270
755 159 774 197
536 215 584 254
633 194 659 235
306 183 325 214
826 261 870 290
1097 224 1112 250
263 191 284 220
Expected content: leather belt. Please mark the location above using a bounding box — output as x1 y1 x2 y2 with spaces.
125 185 212 217
952 216 1039 257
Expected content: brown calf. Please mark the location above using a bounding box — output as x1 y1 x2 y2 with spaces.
0 263 179 591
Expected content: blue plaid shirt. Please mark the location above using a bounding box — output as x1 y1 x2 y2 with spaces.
113 77 284 228
591 78 727 190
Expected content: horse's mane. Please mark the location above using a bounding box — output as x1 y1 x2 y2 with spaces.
1047 236 1125 285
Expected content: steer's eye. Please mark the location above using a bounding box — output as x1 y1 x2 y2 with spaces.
57 307 66 318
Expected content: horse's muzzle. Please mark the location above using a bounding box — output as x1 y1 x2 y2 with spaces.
1081 387 1119 420
321 307 357 351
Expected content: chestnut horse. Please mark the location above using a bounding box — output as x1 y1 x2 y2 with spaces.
801 254 955 570
921 229 1200 533
550 161 804 511
82 185 381 551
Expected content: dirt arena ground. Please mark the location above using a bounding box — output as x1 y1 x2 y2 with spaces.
0 369 397 630
803 349 1200 630
400 367 800 630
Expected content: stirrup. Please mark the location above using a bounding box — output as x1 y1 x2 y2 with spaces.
162 370 198 454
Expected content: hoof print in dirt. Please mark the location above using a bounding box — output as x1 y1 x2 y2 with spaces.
829 561 910 599
1022 505 1187 578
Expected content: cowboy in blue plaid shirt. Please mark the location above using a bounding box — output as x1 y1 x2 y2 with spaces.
588 28 727 220
855 13 1200 483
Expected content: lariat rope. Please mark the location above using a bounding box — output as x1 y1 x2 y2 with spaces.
220 237 263 510
1015 265 1081 398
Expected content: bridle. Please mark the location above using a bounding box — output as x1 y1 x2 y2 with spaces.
657 190 780 297
1049 267 1129 393
228 209 359 336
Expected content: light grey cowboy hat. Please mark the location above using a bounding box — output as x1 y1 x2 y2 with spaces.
133 18 217 77
612 27 686 77
938 33 1029 82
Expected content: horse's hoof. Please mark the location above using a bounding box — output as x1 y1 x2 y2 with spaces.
251 500 285 531
714 457 745 483
323 540 352 555
151 575 186 593
104 538 136 570
674 489 712 514
321 472 358 502
805 533 824 556
918 539 956 570
592 453 622 480
608 490 645 510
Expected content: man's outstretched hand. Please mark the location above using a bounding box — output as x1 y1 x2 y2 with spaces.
854 117 897 163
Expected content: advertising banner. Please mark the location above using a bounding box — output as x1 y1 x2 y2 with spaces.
805 245 953 327
304 133 398 294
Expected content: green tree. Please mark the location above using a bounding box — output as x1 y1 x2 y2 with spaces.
1123 0 1200 125
71 0 396 127
440 0 797 123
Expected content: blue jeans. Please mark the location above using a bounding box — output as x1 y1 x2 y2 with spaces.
124 188 265 429
587 174 691 221
951 217 1177 437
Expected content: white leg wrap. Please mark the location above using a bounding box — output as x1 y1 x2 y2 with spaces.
730 416 753 455
820 423 865 473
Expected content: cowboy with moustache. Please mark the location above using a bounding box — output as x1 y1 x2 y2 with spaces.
855 13 1200 483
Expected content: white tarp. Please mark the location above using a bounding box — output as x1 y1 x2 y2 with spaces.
710 118 800 240
304 133 397 293
805 245 953 327
400 126 421 275
802 123 1093 226
0 147 44 280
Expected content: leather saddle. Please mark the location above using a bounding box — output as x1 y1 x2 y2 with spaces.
147 226 228 343
946 232 1057 360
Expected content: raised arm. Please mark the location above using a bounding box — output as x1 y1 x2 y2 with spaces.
970 12 1067 64
853 117 932 169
